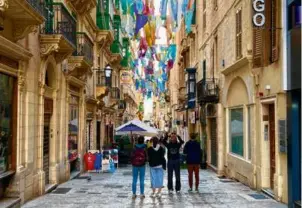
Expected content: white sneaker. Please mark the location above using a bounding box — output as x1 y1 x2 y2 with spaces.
156 193 162 198
168 190 173 195
150 193 156 198
176 190 181 194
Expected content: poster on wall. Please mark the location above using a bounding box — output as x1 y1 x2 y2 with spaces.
120 70 132 84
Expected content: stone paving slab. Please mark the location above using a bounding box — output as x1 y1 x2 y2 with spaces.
22 166 287 208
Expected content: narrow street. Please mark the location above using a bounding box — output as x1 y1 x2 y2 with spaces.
23 166 286 208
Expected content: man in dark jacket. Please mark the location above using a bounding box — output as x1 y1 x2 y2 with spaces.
183 133 201 192
163 131 184 194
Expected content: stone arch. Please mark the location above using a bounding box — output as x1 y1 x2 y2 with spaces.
41 55 57 88
226 77 249 107
222 76 252 106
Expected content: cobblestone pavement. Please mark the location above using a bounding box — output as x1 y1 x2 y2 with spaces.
23 166 286 208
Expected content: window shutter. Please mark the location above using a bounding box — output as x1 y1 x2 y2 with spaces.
253 3 265 69
271 0 278 62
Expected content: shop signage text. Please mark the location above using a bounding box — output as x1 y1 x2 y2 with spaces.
253 0 265 27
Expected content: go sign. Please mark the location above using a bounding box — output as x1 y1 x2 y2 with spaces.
253 0 265 27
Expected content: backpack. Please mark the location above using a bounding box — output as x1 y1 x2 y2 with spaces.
131 148 146 166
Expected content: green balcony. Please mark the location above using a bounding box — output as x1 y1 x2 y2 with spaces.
120 38 131 67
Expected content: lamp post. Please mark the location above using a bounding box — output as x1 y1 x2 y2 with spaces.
94 64 112 87
104 64 112 87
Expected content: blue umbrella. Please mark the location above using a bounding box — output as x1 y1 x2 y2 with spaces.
117 123 146 132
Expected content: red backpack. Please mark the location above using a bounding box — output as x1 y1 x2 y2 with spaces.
131 148 146 166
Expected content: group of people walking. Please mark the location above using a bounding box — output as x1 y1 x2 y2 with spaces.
131 132 201 199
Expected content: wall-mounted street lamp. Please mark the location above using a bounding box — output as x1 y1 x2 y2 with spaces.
95 64 112 87
104 64 112 87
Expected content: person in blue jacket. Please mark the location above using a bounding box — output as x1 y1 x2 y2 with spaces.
183 133 201 193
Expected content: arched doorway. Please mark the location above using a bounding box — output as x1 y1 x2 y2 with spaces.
43 64 55 185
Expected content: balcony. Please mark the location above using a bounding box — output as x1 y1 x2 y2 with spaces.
118 100 126 110
1 0 46 41
67 0 97 15
74 33 93 64
110 87 121 100
96 3 114 53
40 3 76 61
197 79 219 104
68 33 94 78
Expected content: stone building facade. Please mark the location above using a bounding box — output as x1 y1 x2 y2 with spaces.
168 0 288 204
0 0 136 206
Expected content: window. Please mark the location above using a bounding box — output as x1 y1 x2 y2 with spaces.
0 73 16 174
236 9 242 59
253 0 280 67
230 108 244 156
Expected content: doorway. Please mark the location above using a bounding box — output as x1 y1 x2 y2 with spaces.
268 104 276 189
43 98 53 185
210 118 217 167
97 121 101 150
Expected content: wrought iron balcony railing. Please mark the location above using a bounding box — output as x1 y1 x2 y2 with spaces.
26 0 46 17
41 3 77 47
197 79 219 104
73 33 94 64
110 87 120 100
96 71 112 87
118 100 126 110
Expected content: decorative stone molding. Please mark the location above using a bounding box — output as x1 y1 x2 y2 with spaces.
40 34 75 63
0 0 8 12
67 56 92 79
0 36 32 61
109 54 122 65
96 30 114 47
14 24 38 41
3 0 44 40
68 0 96 15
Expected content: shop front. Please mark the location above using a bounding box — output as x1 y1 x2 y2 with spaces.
86 112 94 151
68 95 80 174
0 72 17 197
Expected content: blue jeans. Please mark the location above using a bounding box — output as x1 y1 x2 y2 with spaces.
132 166 146 195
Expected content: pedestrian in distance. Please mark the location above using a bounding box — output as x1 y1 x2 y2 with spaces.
131 136 147 199
148 137 165 198
183 133 202 193
163 131 184 194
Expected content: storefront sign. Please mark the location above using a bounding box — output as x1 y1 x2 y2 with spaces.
253 0 265 27
120 70 132 84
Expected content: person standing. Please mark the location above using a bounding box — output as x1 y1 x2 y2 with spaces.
148 137 165 198
131 136 147 199
163 131 184 194
183 133 202 193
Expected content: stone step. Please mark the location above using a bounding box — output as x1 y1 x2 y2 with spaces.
0 197 21 208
